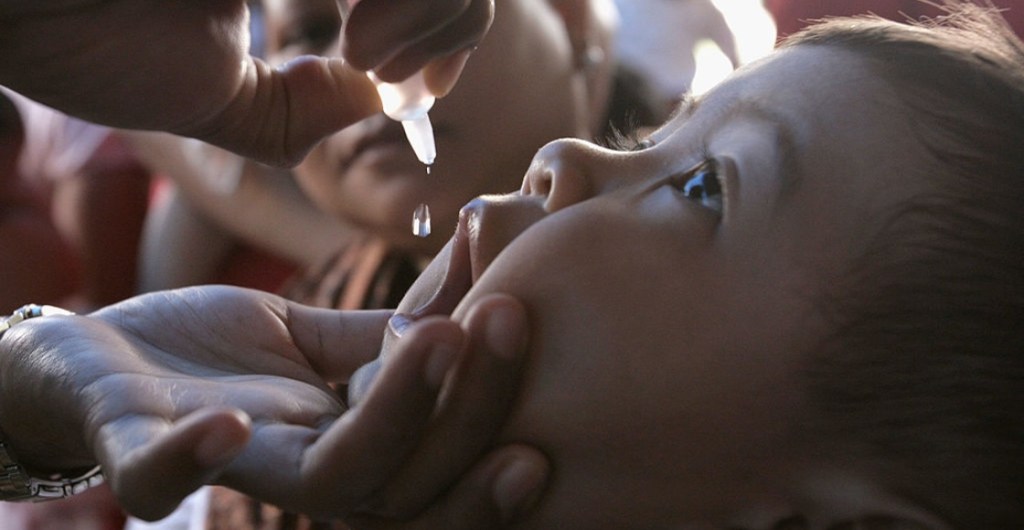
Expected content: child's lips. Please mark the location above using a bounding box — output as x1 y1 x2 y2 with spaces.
388 211 474 338
385 194 545 338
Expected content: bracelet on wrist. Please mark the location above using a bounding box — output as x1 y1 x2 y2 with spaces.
0 304 105 502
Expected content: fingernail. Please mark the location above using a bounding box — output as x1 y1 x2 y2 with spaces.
485 304 524 360
494 457 546 522
388 313 414 338
424 341 457 389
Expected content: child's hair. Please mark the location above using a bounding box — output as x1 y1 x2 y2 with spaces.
783 3 1024 528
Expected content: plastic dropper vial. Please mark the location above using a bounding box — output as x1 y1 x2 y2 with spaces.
368 70 436 237
368 70 436 166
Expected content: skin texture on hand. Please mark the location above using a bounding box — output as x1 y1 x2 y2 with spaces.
0 286 545 527
0 0 378 167
0 0 493 166
343 0 493 90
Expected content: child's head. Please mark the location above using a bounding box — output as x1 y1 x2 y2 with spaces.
359 3 1024 528
773 6 1024 529
261 0 616 253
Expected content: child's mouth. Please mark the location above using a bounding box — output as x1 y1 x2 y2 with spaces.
388 209 475 337
385 193 546 339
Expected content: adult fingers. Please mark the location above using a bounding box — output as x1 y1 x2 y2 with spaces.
285 305 392 382
95 408 251 521
296 318 463 515
346 445 549 530
358 294 529 518
217 318 461 518
368 0 494 84
343 0 473 71
184 56 381 167
347 357 383 405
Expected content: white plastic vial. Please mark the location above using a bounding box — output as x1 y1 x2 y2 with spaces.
368 71 437 165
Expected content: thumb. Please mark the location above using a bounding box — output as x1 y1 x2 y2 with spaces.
184 56 381 167
99 408 251 521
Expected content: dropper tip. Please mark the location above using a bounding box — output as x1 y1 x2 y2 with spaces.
402 115 436 166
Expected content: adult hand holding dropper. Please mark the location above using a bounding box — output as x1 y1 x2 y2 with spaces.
0 0 493 167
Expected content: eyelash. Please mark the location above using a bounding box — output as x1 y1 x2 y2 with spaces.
604 131 724 212
674 159 723 213
602 129 653 152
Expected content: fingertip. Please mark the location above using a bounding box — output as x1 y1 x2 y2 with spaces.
112 408 252 521
492 447 549 523
193 408 252 469
466 294 527 361
471 292 527 318
423 49 474 97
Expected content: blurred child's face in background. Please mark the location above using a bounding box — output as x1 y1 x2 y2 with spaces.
262 0 596 253
369 45 937 527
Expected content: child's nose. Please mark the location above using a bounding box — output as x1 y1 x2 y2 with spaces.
521 138 605 212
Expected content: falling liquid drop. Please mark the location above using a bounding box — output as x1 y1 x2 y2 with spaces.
426 164 432 175
413 203 431 237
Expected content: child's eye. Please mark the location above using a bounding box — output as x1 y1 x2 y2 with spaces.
674 160 723 212
632 138 656 151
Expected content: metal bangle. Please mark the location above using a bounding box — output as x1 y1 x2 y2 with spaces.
0 304 104 502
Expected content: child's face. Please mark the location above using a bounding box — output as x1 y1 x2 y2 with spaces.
262 0 596 253
366 43 936 528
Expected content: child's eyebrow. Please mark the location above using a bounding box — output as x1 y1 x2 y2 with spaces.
644 94 702 141
663 94 800 197
666 94 701 125
719 100 801 199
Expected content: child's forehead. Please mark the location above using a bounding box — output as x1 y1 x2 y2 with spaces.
645 44 931 234
652 45 898 147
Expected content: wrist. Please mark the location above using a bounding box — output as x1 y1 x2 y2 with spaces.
0 436 104 502
0 304 104 502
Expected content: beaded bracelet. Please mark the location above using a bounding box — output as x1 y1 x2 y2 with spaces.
0 304 105 502
0 304 74 335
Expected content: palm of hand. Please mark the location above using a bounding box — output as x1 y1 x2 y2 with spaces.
0 286 369 519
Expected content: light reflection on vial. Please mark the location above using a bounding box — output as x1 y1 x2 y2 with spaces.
413 203 431 237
